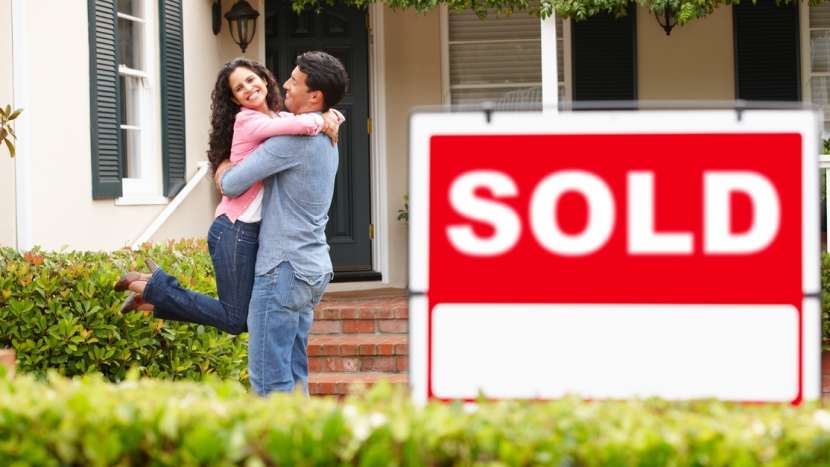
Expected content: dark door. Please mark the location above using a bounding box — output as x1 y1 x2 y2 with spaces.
265 0 376 280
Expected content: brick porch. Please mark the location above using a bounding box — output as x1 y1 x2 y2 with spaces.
308 288 408 396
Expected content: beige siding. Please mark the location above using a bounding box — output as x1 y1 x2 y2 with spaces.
11 0 264 252
637 6 735 101
383 7 443 287
0 0 15 248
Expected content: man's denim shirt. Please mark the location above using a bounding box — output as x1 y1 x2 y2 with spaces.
221 132 338 282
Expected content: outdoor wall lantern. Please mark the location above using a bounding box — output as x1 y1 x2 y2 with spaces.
654 4 678 35
225 0 260 53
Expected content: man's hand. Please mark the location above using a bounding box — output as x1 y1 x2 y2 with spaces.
214 160 232 195
321 109 342 147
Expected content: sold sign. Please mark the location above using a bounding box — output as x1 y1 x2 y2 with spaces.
408 110 821 404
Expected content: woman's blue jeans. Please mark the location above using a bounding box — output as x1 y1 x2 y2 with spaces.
143 215 259 335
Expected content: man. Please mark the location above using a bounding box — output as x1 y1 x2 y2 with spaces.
215 51 348 395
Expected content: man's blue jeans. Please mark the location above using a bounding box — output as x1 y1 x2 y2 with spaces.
143 215 258 335
247 261 330 396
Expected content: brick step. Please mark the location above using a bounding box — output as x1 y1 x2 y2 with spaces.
308 334 408 373
309 372 409 396
312 288 408 335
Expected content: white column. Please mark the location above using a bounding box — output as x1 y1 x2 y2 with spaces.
540 14 559 112
12 0 31 252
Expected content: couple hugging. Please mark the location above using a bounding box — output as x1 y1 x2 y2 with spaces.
114 51 349 396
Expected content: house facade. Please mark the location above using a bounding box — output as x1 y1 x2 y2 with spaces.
1 0 826 290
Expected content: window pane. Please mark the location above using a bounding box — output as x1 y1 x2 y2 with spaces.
119 76 141 126
449 10 540 41
117 0 143 18
121 128 141 178
450 41 541 86
118 17 144 70
810 3 830 29
811 30 830 73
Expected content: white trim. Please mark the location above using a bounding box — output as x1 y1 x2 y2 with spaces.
408 294 428 406
130 161 210 248
540 14 558 110
802 297 822 400
368 3 389 283
12 0 31 252
115 195 170 206
439 5 450 104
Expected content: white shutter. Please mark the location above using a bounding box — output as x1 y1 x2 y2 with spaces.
448 8 563 105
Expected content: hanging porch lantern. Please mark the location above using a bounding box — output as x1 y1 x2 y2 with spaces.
654 4 678 35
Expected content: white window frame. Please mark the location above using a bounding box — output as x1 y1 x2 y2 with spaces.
439 5 571 106
115 0 166 205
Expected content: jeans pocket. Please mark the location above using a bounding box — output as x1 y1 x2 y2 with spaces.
237 227 259 246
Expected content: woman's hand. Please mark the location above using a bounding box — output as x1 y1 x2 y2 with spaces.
214 160 232 195
321 109 342 146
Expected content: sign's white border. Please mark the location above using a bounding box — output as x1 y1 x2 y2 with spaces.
408 109 822 404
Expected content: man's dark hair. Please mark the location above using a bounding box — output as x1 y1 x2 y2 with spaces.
296 51 349 111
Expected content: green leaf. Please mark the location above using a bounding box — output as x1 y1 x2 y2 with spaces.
4 138 14 157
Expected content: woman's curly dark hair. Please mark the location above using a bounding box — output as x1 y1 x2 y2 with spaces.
207 58 282 172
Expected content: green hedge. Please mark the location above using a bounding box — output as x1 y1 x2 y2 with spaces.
1 371 830 466
1 242 829 388
0 242 247 384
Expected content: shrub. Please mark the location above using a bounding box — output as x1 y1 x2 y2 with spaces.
0 241 247 384
1 371 830 466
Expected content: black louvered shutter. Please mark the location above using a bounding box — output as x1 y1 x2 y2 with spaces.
571 4 637 103
733 0 800 101
88 0 122 199
160 0 187 197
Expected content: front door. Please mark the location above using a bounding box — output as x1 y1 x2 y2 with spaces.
265 0 376 280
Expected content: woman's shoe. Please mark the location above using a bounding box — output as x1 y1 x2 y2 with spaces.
120 291 154 313
114 271 144 292
120 292 141 312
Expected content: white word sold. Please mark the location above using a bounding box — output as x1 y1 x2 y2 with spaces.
446 170 780 256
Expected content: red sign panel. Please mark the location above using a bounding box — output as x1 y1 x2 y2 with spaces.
429 134 802 306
